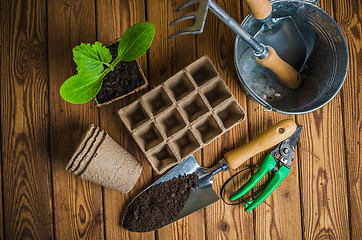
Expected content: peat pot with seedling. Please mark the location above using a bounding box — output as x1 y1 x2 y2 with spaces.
60 21 155 106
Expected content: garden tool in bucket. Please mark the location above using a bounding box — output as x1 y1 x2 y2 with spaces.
245 0 311 72
169 0 304 89
235 0 348 114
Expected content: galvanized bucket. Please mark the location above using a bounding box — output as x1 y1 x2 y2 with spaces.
235 0 348 114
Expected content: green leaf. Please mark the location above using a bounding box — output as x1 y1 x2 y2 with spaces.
73 42 112 75
117 21 155 61
60 74 103 104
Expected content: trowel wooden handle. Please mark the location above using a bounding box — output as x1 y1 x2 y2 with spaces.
224 119 297 169
257 46 302 89
245 0 272 20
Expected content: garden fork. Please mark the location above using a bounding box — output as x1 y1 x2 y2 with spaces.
169 0 302 89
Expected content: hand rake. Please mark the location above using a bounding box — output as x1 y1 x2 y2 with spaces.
169 0 305 89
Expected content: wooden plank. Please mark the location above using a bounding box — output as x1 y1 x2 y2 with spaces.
0 6 4 239
297 105 350 240
238 1 304 238
0 0 54 239
195 0 254 239
0 0 3 227
333 0 362 238
47 0 104 239
296 0 350 238
146 0 206 239
95 0 154 239
0 151 3 240
247 111 303 240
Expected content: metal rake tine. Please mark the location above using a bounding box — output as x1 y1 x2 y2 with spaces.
168 26 203 39
170 12 196 26
175 0 199 12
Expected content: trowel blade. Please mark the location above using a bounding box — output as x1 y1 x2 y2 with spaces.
123 155 219 231
170 156 219 222
255 16 307 71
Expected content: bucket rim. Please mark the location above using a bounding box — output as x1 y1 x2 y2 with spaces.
234 0 349 115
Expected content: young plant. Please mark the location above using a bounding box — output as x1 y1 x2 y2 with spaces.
60 21 155 104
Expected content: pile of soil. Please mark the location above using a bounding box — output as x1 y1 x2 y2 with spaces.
122 173 198 232
95 41 146 104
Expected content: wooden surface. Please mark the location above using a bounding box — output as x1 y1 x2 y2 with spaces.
0 0 361 239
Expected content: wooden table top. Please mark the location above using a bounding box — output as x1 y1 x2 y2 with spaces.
1 0 361 239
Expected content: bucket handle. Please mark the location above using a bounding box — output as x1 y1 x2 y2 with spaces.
263 106 273 112
247 89 275 112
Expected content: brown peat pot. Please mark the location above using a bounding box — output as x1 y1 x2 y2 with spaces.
94 39 148 107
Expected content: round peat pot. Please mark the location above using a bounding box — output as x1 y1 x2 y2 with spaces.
235 0 348 114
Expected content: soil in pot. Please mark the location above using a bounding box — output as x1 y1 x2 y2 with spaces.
95 41 147 105
122 173 198 232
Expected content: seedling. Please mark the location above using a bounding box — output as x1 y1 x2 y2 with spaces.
60 21 155 104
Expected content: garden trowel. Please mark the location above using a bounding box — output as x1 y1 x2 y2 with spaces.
245 0 310 72
123 119 300 231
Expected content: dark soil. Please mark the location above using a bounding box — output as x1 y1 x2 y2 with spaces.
122 173 198 232
95 41 146 104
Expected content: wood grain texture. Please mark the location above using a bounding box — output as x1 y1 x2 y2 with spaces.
334 0 362 238
0 0 54 239
297 105 350 240
0 7 3 235
196 0 254 239
47 0 104 239
95 0 155 239
0 0 360 238
0 152 3 240
246 111 303 240
296 0 350 239
236 1 303 239
146 0 206 239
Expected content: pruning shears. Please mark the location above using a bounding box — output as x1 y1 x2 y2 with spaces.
228 125 303 212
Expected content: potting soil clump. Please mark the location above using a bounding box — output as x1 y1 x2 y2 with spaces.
95 42 146 104
122 173 198 232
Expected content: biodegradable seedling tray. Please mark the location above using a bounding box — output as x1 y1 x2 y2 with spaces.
118 56 246 174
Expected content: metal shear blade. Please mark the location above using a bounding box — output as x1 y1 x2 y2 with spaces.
271 125 303 169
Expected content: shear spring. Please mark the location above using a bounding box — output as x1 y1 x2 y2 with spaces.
220 165 272 206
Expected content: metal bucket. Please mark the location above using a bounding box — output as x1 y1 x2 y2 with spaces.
235 0 348 114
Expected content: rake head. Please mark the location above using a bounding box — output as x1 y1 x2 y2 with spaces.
168 0 210 39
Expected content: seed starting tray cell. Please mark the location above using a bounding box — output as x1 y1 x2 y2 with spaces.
118 56 246 174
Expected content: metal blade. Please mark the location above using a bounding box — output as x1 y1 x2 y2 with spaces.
122 155 221 231
151 155 205 184
288 125 303 149
171 165 220 224
150 155 220 225
272 125 303 169
255 16 307 71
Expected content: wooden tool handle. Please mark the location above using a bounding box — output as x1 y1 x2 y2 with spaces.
245 0 272 20
224 119 297 169
257 46 302 89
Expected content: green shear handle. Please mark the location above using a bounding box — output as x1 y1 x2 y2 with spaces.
224 120 301 212
229 153 290 211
